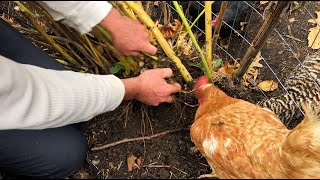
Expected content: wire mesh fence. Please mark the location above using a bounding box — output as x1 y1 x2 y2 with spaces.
164 1 320 128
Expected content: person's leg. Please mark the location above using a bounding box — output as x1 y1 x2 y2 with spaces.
0 126 88 179
0 18 65 70
0 16 88 178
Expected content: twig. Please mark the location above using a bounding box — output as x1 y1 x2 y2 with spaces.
285 34 304 42
142 165 171 168
212 1 228 54
91 128 188 151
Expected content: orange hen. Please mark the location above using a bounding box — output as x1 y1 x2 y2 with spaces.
190 76 320 178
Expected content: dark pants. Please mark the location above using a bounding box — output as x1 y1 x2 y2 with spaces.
0 18 88 178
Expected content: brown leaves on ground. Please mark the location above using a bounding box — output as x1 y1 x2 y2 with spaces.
242 51 263 87
258 80 279 92
307 11 320 49
127 155 142 172
157 19 182 39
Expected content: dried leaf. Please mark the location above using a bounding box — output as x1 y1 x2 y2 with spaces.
258 80 279 91
159 19 182 39
308 26 320 49
217 61 237 77
127 155 137 172
260 1 269 5
241 52 264 86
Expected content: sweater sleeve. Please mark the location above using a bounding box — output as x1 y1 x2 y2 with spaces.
0 55 125 130
38 1 113 34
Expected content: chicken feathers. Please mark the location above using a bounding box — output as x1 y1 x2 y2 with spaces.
191 76 320 178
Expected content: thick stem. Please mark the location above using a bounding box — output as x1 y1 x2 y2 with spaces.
125 1 193 82
233 1 290 80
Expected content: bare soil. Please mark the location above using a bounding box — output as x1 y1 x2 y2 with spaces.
44 1 320 179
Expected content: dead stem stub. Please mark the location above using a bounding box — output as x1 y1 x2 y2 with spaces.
215 76 257 103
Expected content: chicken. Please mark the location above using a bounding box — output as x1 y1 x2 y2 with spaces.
180 1 250 38
190 75 320 178
258 52 320 129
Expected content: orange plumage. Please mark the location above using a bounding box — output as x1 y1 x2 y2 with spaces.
190 76 320 178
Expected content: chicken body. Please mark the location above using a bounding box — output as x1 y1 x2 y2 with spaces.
191 77 320 178
258 52 320 128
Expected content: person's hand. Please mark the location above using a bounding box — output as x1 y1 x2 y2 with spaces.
100 8 157 60
121 68 181 106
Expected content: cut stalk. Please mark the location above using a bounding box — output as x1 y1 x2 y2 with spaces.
172 1 212 83
125 1 193 82
205 1 213 73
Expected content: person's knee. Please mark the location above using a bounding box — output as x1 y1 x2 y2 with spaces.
44 129 88 178
0 126 88 179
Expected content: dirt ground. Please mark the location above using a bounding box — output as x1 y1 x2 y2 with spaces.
68 1 320 179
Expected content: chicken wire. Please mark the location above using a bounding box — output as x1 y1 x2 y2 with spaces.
165 1 320 124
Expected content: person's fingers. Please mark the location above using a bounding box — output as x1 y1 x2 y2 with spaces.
163 96 175 103
160 68 174 78
139 43 157 55
129 51 144 59
167 82 182 94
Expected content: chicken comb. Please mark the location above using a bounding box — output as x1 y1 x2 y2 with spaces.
194 75 209 90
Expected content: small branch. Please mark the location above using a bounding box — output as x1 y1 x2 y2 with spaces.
91 128 188 151
212 1 228 54
142 165 171 168
285 34 304 42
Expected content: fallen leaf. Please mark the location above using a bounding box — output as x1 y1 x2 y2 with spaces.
217 61 237 77
308 26 320 49
159 19 182 39
127 155 137 172
241 52 264 87
77 168 90 179
258 80 279 91
260 1 269 5
308 11 320 25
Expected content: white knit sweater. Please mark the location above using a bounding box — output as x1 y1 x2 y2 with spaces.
0 1 126 130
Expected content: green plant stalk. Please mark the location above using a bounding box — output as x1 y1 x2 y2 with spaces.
190 1 215 29
124 1 193 82
14 1 78 65
172 1 213 83
205 1 213 73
